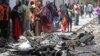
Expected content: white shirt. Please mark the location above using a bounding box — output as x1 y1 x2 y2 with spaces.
74 4 80 14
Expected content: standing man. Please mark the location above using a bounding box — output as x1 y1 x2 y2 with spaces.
68 6 73 32
1 0 10 41
0 1 4 37
87 2 93 18
74 3 80 25
84 3 87 18
96 3 100 24
22 0 31 32
80 3 84 17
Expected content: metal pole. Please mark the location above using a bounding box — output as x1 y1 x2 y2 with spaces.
68 0 70 3
54 0 55 5
63 0 64 4
98 0 100 3
78 0 79 3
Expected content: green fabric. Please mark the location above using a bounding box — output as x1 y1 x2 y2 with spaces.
68 9 72 17
0 29 8 38
68 9 74 17
22 5 31 21
71 10 75 17
75 14 79 25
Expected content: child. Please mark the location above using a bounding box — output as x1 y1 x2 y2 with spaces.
60 14 68 32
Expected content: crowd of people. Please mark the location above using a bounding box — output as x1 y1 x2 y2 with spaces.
0 0 97 42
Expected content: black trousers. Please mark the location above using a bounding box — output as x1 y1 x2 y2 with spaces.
0 20 9 39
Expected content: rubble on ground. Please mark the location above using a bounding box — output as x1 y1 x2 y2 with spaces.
5 30 95 56
0 15 98 56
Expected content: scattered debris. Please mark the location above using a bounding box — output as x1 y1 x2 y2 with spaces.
6 30 95 56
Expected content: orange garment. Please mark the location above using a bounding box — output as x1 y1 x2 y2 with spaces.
0 5 4 21
60 15 68 32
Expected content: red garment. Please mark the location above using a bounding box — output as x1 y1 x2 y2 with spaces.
61 15 68 32
3 4 10 20
61 23 67 32
42 21 54 33
0 4 4 21
13 17 23 40
42 22 51 31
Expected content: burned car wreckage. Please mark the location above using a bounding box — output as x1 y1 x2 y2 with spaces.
6 31 94 56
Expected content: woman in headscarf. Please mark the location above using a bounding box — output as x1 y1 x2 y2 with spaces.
41 1 54 33
33 0 42 36
30 1 35 35
11 0 23 41
74 3 80 25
